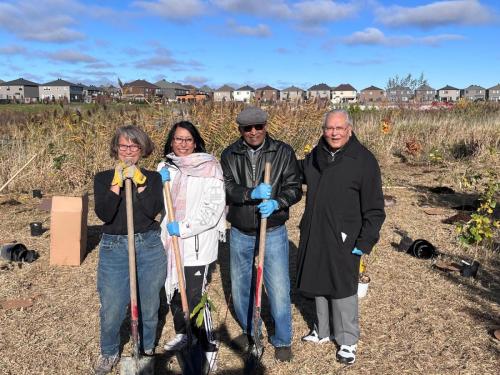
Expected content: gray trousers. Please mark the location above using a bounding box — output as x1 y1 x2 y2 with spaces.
315 294 359 345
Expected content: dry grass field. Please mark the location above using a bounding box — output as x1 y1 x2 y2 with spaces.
0 102 499 374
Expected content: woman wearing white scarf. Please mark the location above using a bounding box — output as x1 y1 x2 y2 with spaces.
157 121 226 369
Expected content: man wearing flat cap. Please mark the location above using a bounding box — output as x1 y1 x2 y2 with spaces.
220 106 302 362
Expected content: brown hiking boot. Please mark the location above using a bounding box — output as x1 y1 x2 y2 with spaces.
94 354 119 375
274 346 292 362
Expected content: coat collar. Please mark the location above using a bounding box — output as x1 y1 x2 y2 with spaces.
311 132 361 172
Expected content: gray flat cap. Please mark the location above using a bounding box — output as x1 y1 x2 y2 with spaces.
236 106 268 126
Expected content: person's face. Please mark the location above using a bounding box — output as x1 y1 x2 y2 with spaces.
322 113 352 150
117 136 141 165
239 123 267 148
171 127 196 156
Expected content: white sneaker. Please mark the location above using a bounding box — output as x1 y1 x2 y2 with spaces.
205 350 218 372
301 329 330 344
163 333 193 351
336 344 357 364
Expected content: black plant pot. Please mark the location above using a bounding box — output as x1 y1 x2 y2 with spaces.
30 222 43 236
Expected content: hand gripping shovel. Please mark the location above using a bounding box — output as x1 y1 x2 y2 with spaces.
121 178 154 375
163 180 201 375
251 162 272 360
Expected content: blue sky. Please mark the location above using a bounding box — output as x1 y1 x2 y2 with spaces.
0 0 499 90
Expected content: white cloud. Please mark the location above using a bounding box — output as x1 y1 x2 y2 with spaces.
227 20 272 37
213 0 292 18
376 0 494 28
47 50 98 63
293 0 359 25
133 0 208 20
134 48 203 70
182 75 210 85
342 27 465 46
0 45 27 55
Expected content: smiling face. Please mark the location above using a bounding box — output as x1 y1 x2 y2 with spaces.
322 112 352 150
171 127 196 156
239 123 267 148
117 136 141 165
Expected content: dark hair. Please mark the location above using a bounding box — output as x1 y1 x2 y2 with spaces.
163 121 206 156
109 125 155 159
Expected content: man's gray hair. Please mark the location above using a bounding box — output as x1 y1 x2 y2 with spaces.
322 109 353 129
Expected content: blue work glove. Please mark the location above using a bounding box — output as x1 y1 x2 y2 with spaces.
352 247 364 256
159 167 170 183
250 183 271 200
167 221 180 237
257 199 279 218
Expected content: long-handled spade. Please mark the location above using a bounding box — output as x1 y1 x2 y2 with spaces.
121 178 154 375
163 180 201 375
250 162 272 364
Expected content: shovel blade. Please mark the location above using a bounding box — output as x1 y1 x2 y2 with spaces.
120 356 154 375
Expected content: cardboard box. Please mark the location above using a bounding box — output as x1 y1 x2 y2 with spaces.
50 194 88 266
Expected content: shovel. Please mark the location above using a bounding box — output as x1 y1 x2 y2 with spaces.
163 180 200 374
251 162 272 360
121 177 154 375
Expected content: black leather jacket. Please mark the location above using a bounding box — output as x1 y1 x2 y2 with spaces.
221 135 302 233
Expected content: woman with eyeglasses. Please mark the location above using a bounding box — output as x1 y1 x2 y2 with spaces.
93 125 167 375
158 121 226 370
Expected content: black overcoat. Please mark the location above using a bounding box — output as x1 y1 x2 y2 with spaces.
296 134 386 299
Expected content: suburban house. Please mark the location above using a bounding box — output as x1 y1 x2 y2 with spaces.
122 79 158 101
414 84 437 103
387 85 412 102
463 85 486 101
100 85 121 99
214 85 234 102
280 86 305 102
82 84 103 103
438 85 460 102
198 85 214 100
487 84 500 101
359 85 385 103
307 83 331 100
176 92 209 103
0 78 40 103
155 80 189 101
40 79 83 102
331 83 357 103
234 85 255 102
255 85 279 102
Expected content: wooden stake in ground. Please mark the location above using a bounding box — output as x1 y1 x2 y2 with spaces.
0 154 37 193
252 162 272 357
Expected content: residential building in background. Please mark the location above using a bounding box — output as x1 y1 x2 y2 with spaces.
234 85 255 102
487 84 500 101
155 80 188 101
359 86 385 103
463 85 486 101
198 85 214 100
414 84 436 103
280 86 305 102
214 85 234 102
122 79 158 101
307 83 331 100
255 85 279 102
0 78 39 102
387 85 412 102
438 85 460 102
331 83 357 103
40 79 83 102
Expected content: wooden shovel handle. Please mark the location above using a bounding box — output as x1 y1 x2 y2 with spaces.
255 162 272 307
125 179 139 321
163 181 189 316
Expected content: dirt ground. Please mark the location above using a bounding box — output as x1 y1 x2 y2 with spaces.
0 162 499 374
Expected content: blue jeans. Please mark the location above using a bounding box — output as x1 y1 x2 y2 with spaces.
97 230 167 356
230 225 292 347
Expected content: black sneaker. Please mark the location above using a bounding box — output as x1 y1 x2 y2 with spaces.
230 333 250 352
274 346 292 362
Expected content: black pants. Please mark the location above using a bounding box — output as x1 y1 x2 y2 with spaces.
171 264 216 351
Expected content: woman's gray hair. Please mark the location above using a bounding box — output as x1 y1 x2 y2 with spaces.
109 125 155 159
322 109 353 129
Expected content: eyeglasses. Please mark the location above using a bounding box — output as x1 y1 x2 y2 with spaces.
173 137 194 145
118 144 141 152
323 126 349 133
241 124 265 133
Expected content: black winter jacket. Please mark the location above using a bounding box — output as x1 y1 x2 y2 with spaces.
220 135 302 233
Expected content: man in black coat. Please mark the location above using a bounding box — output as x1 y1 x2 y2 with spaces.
296 109 385 364
221 106 302 362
